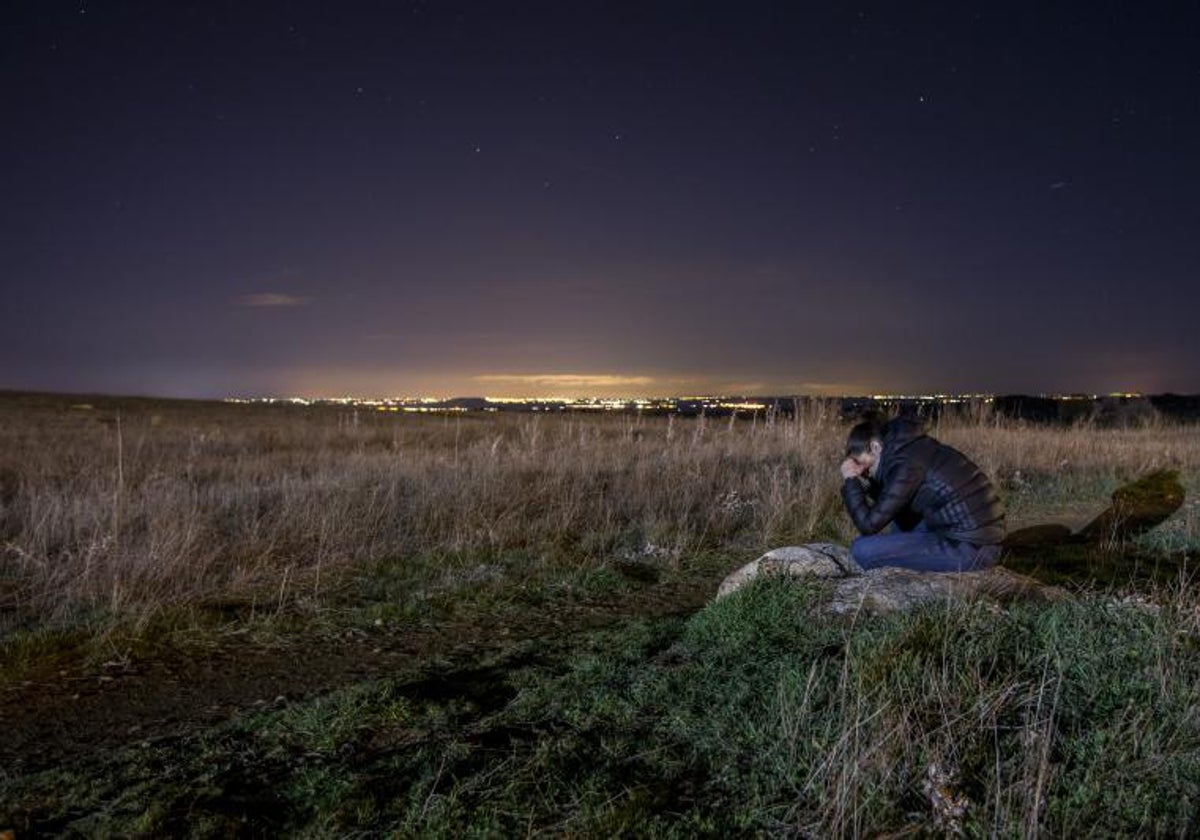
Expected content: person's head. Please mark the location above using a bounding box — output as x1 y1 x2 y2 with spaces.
845 414 886 477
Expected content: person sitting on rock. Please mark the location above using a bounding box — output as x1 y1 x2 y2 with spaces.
839 414 1006 572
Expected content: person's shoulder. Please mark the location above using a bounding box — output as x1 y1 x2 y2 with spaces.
929 438 986 472
882 437 932 473
882 417 926 450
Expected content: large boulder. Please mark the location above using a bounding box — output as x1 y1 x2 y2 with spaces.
717 543 1069 617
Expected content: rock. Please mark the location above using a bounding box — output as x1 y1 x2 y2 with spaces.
1076 469 1184 543
1001 470 1187 587
1004 469 1185 549
717 542 1069 617
716 543 859 598
826 565 1069 617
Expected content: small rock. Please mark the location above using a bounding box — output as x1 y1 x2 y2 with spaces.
623 541 681 562
924 761 969 834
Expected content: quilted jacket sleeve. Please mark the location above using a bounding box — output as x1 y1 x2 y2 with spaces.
842 457 926 535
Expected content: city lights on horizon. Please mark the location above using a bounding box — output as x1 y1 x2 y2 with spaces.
225 390 1145 403
222 390 1149 414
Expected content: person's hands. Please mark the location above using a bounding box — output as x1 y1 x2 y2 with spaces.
840 457 864 480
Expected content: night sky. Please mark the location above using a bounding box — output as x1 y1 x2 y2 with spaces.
3 2 1199 398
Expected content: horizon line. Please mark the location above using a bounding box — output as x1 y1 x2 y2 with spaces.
5 387 1186 405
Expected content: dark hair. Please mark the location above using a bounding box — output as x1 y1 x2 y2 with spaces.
845 411 887 456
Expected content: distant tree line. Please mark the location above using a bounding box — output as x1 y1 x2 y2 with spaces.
838 394 1200 426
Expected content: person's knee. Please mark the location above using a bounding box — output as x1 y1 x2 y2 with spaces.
850 535 882 569
973 544 1002 570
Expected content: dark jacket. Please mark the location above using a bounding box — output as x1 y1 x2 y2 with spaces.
842 418 1006 545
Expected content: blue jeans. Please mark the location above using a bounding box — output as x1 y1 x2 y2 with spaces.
850 521 1001 572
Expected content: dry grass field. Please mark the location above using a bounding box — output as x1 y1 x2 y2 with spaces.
2 392 1197 631
3 392 1200 836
